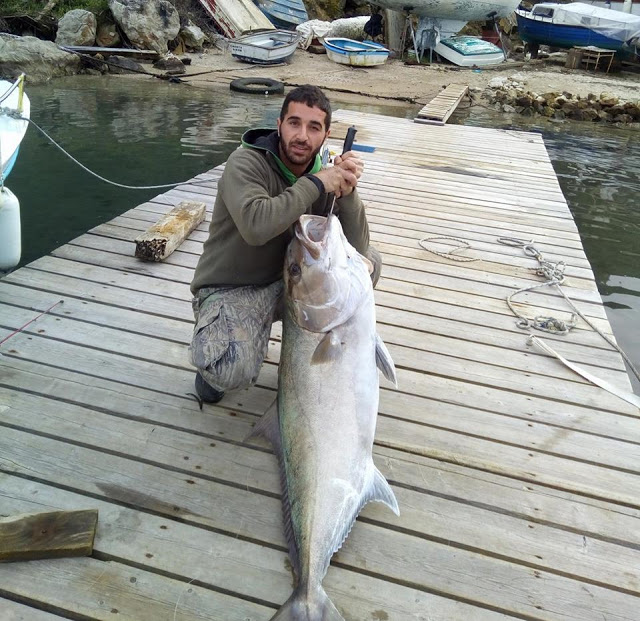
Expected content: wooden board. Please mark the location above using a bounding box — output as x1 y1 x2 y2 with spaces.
416 84 470 124
1 110 639 621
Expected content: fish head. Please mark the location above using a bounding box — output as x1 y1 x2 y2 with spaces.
285 214 372 332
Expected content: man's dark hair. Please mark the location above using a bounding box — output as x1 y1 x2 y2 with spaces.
280 85 332 130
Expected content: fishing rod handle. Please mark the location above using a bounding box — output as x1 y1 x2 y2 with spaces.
342 126 357 154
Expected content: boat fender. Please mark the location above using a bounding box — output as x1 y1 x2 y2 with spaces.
0 186 21 272
230 77 285 95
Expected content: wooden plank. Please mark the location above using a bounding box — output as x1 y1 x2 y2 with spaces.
0 510 98 562
0 477 509 621
3 358 640 542
0 599 67 620
416 84 470 124
1 429 639 619
0 556 274 621
134 201 205 261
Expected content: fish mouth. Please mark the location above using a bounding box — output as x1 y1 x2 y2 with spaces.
295 215 330 260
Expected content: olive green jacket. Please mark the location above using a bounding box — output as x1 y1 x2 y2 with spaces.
190 129 370 294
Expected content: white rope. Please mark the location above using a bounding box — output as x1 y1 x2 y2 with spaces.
419 236 478 262
528 336 640 409
0 108 220 191
500 236 640 383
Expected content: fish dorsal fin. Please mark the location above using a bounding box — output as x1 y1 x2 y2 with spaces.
311 331 343 365
375 333 397 387
244 400 301 577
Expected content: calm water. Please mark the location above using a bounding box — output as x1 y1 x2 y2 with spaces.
5 76 639 389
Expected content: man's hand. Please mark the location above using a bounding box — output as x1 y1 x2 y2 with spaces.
312 151 364 198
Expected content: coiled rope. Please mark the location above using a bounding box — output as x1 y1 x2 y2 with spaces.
498 236 640 382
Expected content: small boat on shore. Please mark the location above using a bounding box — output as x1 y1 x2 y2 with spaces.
515 2 640 53
435 36 505 66
229 29 299 64
253 0 308 30
322 38 390 66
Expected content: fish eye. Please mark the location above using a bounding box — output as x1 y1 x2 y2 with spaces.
289 263 301 279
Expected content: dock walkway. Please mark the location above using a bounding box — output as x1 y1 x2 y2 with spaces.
1 110 639 621
415 84 470 125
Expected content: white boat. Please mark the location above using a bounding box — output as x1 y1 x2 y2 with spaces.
0 74 30 179
435 36 505 66
322 38 390 66
0 74 30 272
229 29 299 64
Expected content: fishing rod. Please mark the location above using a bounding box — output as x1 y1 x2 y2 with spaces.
327 125 357 219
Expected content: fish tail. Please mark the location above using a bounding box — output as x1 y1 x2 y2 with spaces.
270 586 345 621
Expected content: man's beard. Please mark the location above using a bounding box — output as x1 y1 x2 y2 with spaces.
280 136 322 167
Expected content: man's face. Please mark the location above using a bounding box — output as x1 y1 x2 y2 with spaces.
277 101 329 171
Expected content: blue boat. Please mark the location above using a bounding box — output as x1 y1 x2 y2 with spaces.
253 0 308 29
515 2 640 53
322 38 390 66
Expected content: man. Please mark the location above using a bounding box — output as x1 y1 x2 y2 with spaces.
189 85 381 404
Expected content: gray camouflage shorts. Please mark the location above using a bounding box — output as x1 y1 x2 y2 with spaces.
189 246 381 393
189 280 284 392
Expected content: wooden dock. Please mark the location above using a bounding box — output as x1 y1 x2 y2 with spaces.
415 83 470 125
1 110 639 621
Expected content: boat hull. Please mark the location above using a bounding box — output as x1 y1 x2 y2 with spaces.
323 38 390 66
435 36 505 66
254 0 308 29
0 77 30 180
229 29 299 64
516 10 625 50
198 0 273 38
371 0 520 20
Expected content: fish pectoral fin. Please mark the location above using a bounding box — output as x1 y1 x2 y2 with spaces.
311 331 343 365
367 466 400 516
375 333 398 387
244 397 280 448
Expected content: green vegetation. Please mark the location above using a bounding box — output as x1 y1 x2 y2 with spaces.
1 1 110 18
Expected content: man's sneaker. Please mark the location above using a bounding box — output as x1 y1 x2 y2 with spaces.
195 373 225 404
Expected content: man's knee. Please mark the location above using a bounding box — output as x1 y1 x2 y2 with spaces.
365 246 382 288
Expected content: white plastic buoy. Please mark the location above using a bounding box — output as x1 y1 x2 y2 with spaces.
0 186 21 271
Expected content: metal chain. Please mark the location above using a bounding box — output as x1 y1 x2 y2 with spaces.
419 236 478 262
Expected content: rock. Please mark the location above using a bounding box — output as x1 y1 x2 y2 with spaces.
96 21 121 47
153 53 185 72
515 94 533 108
623 102 640 120
613 114 633 124
554 95 568 106
542 106 555 117
108 0 180 54
488 76 508 89
106 54 146 74
180 21 205 50
0 34 82 83
56 9 97 47
582 109 599 122
599 92 619 106
502 104 516 113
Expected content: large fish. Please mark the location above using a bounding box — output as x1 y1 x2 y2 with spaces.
251 214 399 621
